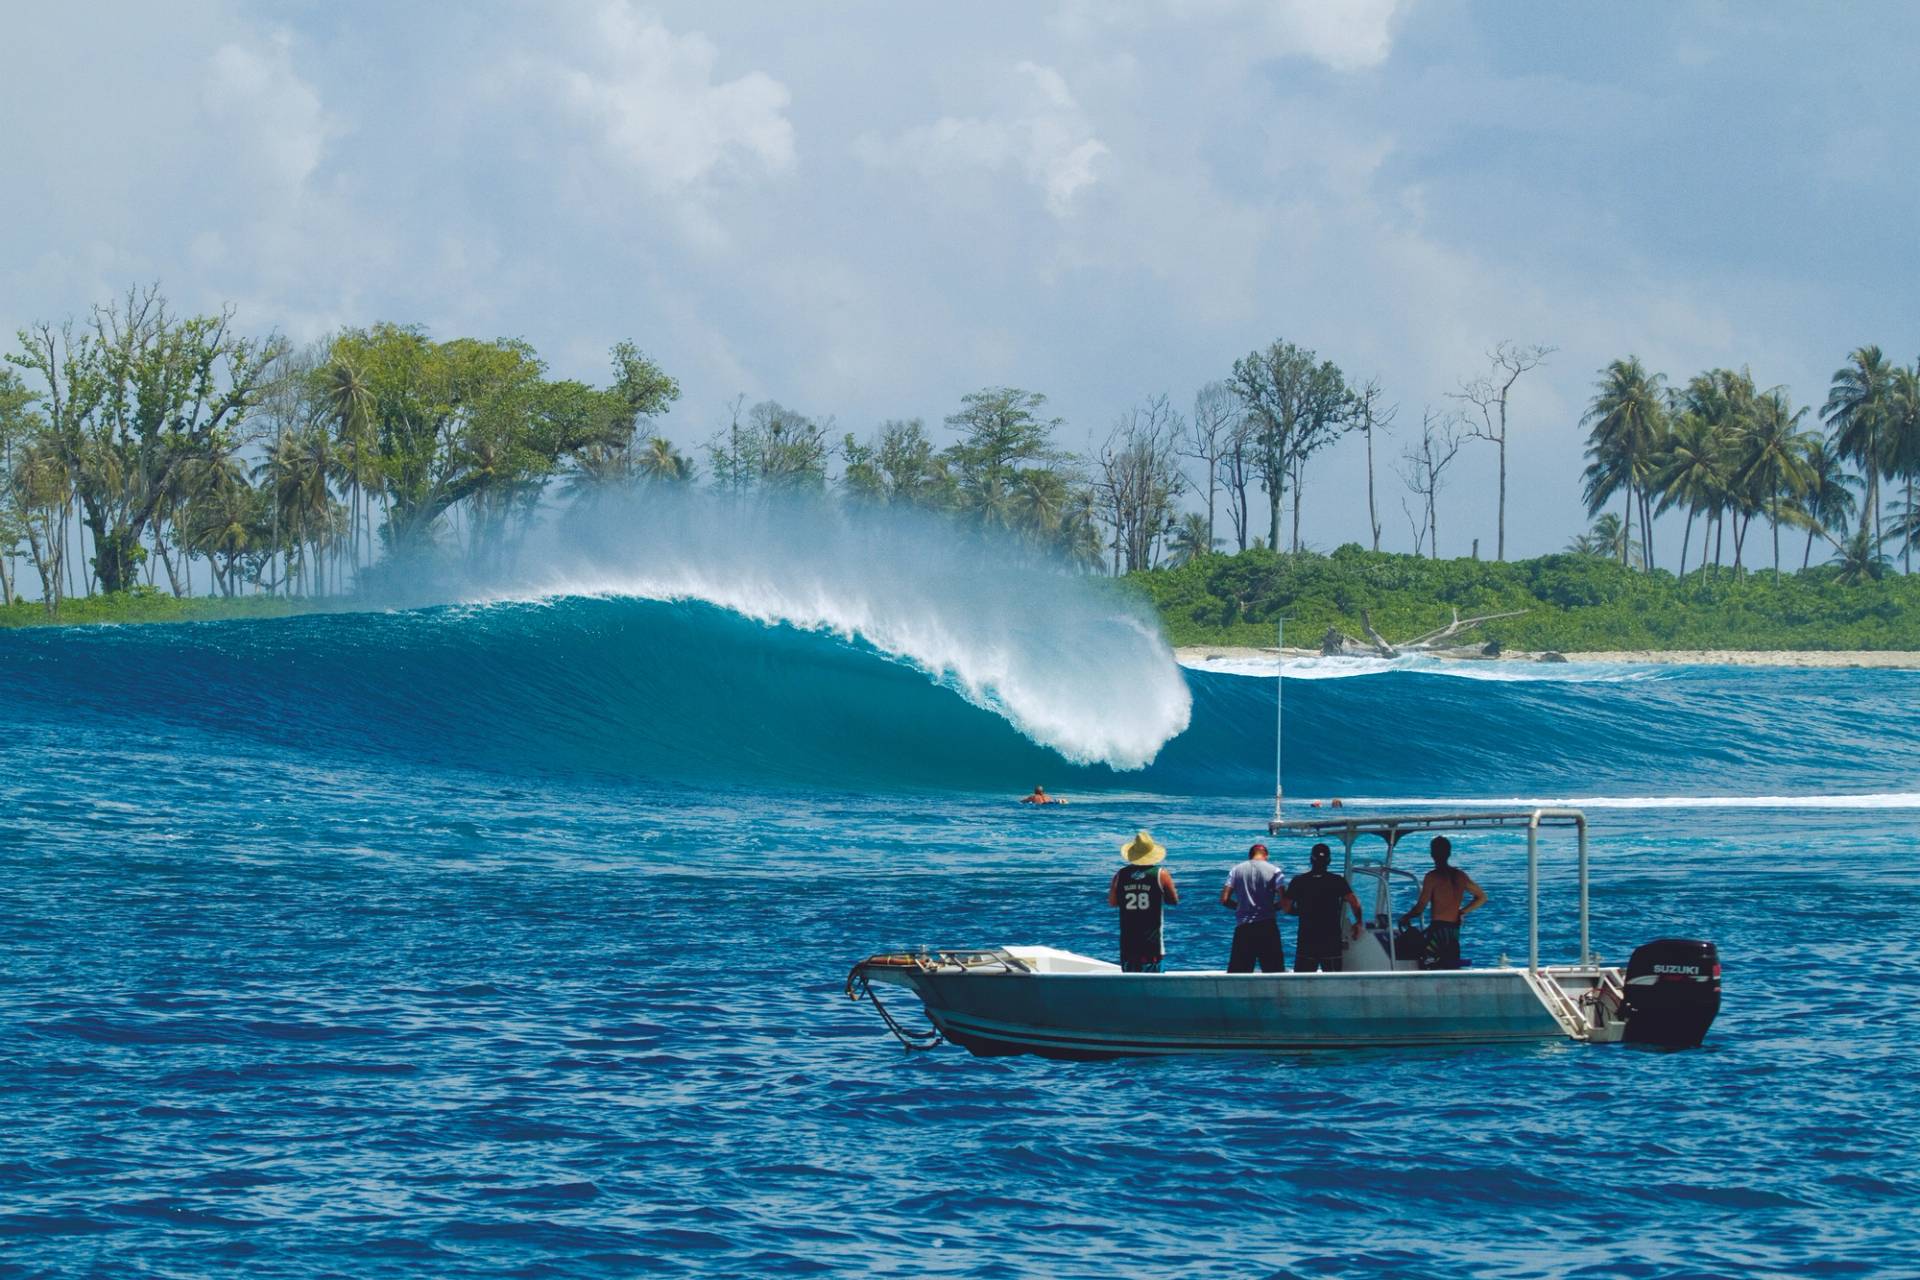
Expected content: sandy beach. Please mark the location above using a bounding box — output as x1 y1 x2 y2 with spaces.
1174 646 1920 670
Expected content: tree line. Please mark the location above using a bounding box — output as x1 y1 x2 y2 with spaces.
0 288 681 609
3 283 1916 616
1577 348 1920 584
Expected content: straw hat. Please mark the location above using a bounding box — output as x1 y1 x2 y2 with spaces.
1120 830 1166 866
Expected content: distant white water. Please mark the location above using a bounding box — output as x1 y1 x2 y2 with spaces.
1337 794 1920 810
1179 653 1662 683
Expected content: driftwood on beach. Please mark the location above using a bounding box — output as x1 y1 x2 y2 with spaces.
1320 608 1531 659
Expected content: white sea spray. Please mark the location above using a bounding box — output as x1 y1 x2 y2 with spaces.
447 490 1193 771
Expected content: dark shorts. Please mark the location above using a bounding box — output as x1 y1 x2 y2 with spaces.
1228 920 1285 973
1121 952 1162 973
1422 920 1462 970
1295 950 1343 973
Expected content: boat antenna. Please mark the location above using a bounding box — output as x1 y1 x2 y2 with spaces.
1273 616 1287 824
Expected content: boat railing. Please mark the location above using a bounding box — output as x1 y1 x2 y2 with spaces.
1272 807 1590 973
847 948 1033 980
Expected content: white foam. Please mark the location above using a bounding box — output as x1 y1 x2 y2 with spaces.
455 493 1193 770
1179 653 1660 684
1335 793 1920 811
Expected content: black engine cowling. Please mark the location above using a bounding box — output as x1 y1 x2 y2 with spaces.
1622 938 1720 1047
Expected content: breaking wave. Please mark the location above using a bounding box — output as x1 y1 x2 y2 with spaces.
2 495 1913 801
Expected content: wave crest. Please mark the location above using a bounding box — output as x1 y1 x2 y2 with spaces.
476 494 1191 769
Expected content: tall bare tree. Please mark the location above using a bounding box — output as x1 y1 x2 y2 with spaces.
1220 409 1256 552
1097 394 1186 574
1451 340 1553 560
1396 408 1464 558
1349 378 1395 552
1184 381 1239 552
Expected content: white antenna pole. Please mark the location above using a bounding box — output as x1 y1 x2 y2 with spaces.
1273 617 1285 824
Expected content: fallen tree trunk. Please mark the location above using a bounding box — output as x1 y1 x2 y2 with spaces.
1337 607 1528 658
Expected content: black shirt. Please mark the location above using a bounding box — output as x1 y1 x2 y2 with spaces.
1287 868 1354 951
1114 865 1164 959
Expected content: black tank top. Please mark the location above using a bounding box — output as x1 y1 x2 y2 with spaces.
1116 865 1164 956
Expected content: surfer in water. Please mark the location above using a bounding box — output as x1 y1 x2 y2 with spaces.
1109 831 1179 972
1021 785 1066 805
1399 835 1487 970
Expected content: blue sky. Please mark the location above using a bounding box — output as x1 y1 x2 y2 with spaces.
4 0 1916 560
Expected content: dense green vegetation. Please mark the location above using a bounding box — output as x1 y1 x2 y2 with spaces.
0 587 294 628
11 545 1920 657
1131 545 1920 652
4 283 1918 653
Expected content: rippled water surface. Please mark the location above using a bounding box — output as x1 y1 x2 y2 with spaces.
2 604 1916 1278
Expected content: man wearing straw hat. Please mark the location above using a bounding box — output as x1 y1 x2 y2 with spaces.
1108 831 1180 972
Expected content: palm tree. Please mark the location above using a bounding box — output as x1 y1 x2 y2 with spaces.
1797 438 1858 569
1734 390 1816 580
1167 511 1219 566
564 444 632 493
1673 369 1762 574
11 438 70 613
1888 364 1920 574
1564 526 1602 557
1568 512 1640 565
1056 487 1105 571
636 435 694 483
1651 410 1726 578
1884 488 1920 567
253 427 342 596
1007 467 1070 549
1831 524 1890 585
1580 357 1668 568
321 353 379 579
1823 346 1895 548
180 455 264 596
1666 368 1758 571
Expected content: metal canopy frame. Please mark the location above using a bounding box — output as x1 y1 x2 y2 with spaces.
1268 808 1590 972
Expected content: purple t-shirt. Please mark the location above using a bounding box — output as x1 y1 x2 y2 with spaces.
1224 858 1285 925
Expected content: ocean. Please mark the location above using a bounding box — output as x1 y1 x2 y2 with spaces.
3 539 1917 1277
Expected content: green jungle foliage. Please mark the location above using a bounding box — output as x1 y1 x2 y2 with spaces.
0 586 295 628
1130 545 1920 651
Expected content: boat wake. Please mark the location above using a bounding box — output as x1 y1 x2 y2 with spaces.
1338 793 1920 811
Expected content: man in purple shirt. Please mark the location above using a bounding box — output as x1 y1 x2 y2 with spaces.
1219 843 1288 973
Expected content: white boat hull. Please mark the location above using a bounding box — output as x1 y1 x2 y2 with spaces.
852 948 1624 1058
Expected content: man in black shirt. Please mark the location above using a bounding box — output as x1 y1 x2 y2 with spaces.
1285 843 1365 973
1108 830 1180 972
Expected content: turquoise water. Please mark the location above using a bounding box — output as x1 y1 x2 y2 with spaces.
2 591 1917 1277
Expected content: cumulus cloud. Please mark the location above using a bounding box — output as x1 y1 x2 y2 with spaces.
202 32 335 192
543 2 795 194
856 61 1108 218
3 0 1908 567
1244 0 1409 72
1058 0 1414 73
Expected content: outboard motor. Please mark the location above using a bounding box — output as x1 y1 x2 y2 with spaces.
1622 938 1720 1047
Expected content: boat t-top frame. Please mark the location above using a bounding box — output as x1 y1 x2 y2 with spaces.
1270 808 1591 972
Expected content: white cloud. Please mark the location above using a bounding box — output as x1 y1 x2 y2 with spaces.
857 61 1109 218
1058 0 1414 73
1247 0 1409 72
545 2 795 193
202 32 334 191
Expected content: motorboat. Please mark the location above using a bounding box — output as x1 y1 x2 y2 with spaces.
846 808 1721 1058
